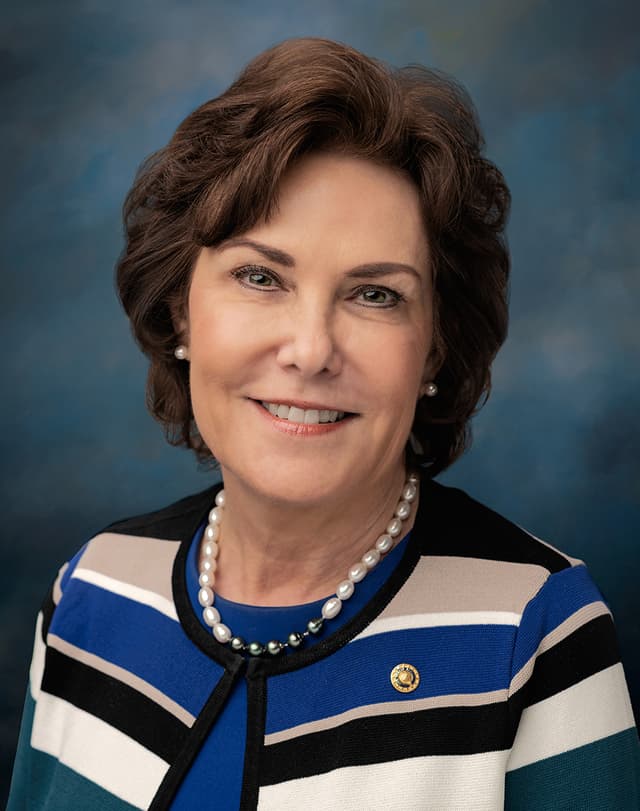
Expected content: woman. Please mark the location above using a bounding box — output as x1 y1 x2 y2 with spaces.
9 37 639 810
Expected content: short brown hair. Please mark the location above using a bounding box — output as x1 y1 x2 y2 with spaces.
116 36 510 477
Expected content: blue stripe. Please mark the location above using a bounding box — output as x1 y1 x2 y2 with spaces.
511 564 606 674
267 623 517 733
49 578 224 715
59 541 89 589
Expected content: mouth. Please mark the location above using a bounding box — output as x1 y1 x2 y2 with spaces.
250 399 358 425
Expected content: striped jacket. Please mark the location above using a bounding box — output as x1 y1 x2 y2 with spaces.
8 478 640 809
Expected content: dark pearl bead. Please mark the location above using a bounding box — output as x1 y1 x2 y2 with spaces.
267 640 283 655
230 636 246 651
287 631 304 648
307 617 324 634
248 641 265 656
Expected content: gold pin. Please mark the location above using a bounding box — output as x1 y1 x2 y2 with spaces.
390 663 420 693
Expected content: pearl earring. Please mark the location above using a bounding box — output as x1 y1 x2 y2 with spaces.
174 345 189 361
422 382 438 398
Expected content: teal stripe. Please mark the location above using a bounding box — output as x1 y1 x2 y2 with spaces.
7 685 37 811
7 686 139 811
505 727 640 810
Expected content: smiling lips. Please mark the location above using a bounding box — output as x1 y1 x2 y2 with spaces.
252 399 357 435
261 401 346 424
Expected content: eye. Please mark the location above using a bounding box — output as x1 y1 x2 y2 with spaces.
354 286 405 308
231 265 281 290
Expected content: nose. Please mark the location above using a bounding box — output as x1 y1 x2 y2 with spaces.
275 298 342 379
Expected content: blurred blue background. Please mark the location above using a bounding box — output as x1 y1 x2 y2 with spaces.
1 0 638 801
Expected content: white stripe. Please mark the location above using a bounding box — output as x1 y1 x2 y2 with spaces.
31 690 168 809
258 749 509 810
506 663 636 771
72 567 179 621
29 613 46 701
353 610 521 641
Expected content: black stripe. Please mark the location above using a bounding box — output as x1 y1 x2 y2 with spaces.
510 613 621 717
424 482 572 573
262 700 510 785
41 647 189 762
149 661 245 810
102 484 219 540
240 668 267 810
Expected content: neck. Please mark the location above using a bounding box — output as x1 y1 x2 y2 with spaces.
208 464 418 606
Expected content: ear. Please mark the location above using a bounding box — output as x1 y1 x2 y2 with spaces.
169 295 189 347
421 343 445 388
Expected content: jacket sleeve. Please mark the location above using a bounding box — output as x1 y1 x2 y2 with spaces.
7 583 58 810
504 562 640 810
6 559 76 811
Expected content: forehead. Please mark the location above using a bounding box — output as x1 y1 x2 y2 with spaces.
239 152 430 271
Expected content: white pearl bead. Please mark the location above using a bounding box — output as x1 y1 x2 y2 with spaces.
202 606 220 627
215 490 226 508
395 500 411 520
408 472 419 484
199 572 214 588
205 524 220 542
336 579 355 600
198 587 214 607
322 597 342 619
201 558 217 574
208 507 223 524
375 533 394 554
402 482 417 502
362 549 381 569
213 623 232 643
387 517 403 538
203 541 219 558
349 562 367 583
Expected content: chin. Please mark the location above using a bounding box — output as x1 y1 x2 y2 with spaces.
221 455 354 507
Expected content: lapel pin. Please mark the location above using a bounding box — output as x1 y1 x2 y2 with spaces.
390 662 420 693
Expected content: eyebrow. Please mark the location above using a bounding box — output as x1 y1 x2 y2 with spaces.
218 237 423 283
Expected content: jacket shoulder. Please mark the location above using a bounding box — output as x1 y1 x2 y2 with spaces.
422 479 582 575
100 483 221 540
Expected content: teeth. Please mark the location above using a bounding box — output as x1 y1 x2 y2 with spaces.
261 402 346 424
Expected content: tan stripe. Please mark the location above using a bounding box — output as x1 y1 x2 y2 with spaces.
78 532 181 603
53 562 68 605
381 556 550 619
264 688 508 746
509 600 611 694
48 633 196 727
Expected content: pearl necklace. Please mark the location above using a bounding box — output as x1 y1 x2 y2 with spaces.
197 472 419 656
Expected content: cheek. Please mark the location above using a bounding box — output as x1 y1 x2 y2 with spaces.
188 300 255 372
361 328 429 397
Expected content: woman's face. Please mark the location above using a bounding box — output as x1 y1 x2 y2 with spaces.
185 151 435 504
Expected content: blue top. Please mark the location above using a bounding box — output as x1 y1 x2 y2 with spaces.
173 522 410 809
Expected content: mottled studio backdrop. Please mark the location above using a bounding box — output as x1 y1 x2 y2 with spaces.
1 0 638 801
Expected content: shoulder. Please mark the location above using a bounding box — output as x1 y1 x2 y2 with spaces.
101 483 220 539
404 478 604 623
420 478 582 574
41 483 221 638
